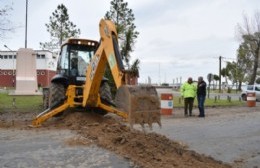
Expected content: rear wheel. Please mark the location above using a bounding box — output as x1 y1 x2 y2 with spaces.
43 88 50 110
49 83 66 116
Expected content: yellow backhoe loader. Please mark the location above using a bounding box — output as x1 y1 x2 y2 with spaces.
32 19 161 128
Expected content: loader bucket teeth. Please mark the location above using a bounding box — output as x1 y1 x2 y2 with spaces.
115 85 161 128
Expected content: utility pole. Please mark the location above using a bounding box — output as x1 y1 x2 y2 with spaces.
219 56 222 93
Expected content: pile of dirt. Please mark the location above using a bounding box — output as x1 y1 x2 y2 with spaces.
49 111 231 168
0 110 231 167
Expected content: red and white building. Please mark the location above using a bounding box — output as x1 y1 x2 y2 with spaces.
0 50 57 87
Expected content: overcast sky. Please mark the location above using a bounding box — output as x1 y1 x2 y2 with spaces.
0 0 259 84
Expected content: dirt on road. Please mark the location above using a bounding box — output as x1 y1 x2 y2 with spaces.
0 108 231 168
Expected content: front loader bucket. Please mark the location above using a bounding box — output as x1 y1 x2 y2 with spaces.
115 85 161 128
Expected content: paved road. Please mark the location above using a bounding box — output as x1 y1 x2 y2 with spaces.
148 106 260 168
0 129 131 168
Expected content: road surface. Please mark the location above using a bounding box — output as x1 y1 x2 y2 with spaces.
148 105 260 168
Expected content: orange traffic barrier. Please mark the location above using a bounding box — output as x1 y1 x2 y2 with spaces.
247 92 256 107
160 93 173 115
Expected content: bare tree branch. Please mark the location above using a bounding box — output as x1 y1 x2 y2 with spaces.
0 4 14 39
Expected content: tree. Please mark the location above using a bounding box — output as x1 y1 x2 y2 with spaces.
104 0 140 91
129 58 140 77
233 45 253 89
222 42 254 91
255 77 260 84
104 0 139 69
221 67 230 85
236 11 260 84
224 61 241 90
207 73 213 98
40 4 80 51
0 4 14 39
213 74 219 90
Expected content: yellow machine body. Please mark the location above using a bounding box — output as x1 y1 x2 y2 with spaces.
32 19 161 128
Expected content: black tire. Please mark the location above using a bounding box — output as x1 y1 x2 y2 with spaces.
49 83 66 116
43 89 49 110
100 82 113 104
241 94 247 101
97 81 113 115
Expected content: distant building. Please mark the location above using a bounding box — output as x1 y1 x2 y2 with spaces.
0 50 57 87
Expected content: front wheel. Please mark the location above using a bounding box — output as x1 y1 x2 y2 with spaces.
241 94 247 101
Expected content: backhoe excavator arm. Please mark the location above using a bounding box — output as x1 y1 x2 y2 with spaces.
83 19 125 107
82 19 161 128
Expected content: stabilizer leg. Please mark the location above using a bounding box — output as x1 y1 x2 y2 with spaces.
30 103 70 127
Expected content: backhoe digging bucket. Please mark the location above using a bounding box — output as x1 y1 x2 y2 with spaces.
115 85 161 128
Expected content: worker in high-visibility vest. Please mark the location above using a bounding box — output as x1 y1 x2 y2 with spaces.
181 77 197 117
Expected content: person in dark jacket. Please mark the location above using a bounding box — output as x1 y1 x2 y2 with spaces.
197 76 207 117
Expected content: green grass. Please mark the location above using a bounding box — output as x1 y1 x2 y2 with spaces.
0 92 245 114
0 92 43 113
173 96 245 108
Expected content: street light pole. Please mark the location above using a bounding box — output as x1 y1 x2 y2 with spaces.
219 56 222 93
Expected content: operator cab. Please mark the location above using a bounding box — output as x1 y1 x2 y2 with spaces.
57 38 99 85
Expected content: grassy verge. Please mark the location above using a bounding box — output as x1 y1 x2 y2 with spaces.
0 92 245 113
173 96 245 108
0 92 43 113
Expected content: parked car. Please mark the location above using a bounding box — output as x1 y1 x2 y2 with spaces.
241 85 260 101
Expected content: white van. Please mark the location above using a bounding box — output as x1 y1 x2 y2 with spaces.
241 85 260 101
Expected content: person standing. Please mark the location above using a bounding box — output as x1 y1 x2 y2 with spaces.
181 77 197 117
197 76 207 117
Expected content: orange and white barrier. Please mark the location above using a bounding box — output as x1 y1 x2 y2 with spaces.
247 92 256 107
160 93 173 115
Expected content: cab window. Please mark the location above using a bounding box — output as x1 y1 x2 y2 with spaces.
247 85 254 90
255 86 260 91
69 45 95 77
59 45 69 75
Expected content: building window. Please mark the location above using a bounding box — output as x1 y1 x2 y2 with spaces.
14 55 16 59
8 71 12 75
37 54 46 59
4 55 8 59
41 71 45 75
0 55 2 59
3 72 7 75
8 55 12 59
37 71 40 75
